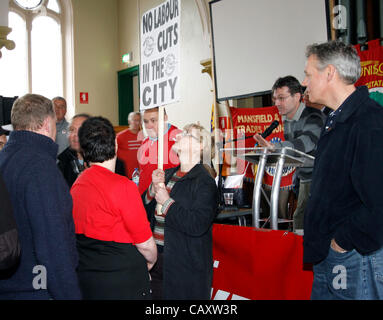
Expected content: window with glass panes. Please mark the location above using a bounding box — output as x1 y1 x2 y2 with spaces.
0 0 71 102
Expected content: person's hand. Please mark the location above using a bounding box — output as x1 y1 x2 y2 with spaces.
253 133 275 150
155 185 170 205
152 169 165 193
330 239 347 253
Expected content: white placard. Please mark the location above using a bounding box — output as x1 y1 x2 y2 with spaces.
140 0 181 111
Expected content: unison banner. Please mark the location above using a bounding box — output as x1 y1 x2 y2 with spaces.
355 39 383 106
140 0 180 110
229 106 294 189
211 224 313 300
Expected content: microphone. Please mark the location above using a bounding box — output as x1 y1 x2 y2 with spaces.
216 120 280 146
260 120 279 139
216 135 253 146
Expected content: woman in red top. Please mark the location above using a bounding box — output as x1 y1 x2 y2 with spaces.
71 116 157 299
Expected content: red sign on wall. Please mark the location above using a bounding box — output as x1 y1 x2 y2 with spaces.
80 92 89 104
229 106 294 189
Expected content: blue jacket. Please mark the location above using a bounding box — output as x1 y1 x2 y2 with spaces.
0 131 81 299
304 86 383 264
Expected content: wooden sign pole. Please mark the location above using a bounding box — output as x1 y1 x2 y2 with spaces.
156 106 165 214
158 106 164 170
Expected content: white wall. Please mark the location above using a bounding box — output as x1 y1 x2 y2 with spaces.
72 0 120 124
210 0 328 100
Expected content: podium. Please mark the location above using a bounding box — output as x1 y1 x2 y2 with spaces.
238 147 315 230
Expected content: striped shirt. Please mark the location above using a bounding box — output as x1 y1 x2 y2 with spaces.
274 103 326 180
145 169 186 247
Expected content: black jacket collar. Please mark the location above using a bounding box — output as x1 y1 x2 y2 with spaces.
165 163 209 182
336 86 370 124
7 130 58 159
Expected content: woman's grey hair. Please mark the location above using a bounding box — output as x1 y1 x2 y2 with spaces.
183 123 216 178
306 40 361 85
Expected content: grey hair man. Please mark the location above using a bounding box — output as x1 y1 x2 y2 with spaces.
302 40 383 300
0 94 81 299
52 96 69 155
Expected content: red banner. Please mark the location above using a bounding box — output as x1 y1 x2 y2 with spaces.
211 224 313 300
355 39 383 106
229 106 294 189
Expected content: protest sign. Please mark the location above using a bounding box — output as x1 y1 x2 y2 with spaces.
140 0 180 110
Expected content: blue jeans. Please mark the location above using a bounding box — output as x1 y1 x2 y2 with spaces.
311 246 383 300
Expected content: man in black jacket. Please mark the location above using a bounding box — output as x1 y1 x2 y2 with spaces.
58 114 126 187
302 40 383 299
58 114 90 187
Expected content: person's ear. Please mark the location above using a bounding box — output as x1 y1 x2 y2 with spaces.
293 92 301 103
42 117 51 134
327 64 336 82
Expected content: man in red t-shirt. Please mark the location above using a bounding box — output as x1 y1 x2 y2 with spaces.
117 112 143 179
137 107 181 194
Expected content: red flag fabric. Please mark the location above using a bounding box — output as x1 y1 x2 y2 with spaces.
355 39 383 106
211 224 313 300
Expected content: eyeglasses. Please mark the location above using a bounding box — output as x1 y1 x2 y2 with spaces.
272 95 292 103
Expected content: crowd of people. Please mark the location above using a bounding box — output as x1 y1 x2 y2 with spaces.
0 92 218 300
1 40 383 300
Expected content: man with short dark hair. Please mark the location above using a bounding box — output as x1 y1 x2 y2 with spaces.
0 93 81 299
302 40 383 299
254 75 325 229
52 96 69 155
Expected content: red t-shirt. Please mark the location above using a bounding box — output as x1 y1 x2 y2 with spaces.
137 125 181 194
71 165 152 244
116 129 143 179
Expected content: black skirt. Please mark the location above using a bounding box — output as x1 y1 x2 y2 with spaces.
76 234 151 300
